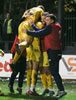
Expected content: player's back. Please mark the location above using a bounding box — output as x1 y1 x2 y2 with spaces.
18 19 33 41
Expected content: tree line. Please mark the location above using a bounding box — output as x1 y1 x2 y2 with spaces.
0 0 76 22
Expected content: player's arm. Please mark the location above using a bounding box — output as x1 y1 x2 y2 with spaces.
32 24 40 31
27 25 52 37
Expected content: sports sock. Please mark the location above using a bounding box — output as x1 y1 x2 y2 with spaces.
40 73 48 89
0 90 2 95
46 74 53 90
31 70 37 86
27 69 32 88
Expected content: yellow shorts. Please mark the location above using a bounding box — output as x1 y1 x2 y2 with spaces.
33 48 41 62
26 46 35 61
26 46 41 62
32 37 41 62
40 51 49 67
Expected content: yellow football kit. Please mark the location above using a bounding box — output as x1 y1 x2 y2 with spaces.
34 22 50 67
13 17 34 63
31 22 44 62
13 7 44 63
26 21 44 62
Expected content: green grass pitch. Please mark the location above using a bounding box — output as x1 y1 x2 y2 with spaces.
0 81 76 100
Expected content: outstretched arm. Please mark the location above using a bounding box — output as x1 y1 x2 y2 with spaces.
32 24 40 31
27 25 52 37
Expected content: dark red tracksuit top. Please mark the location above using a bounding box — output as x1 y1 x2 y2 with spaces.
42 23 62 51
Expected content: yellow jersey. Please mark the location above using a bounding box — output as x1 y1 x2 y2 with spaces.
32 21 44 50
18 18 33 42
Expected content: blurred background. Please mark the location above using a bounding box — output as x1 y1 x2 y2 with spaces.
0 0 76 54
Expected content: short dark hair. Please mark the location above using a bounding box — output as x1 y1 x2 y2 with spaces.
42 12 49 16
46 13 56 23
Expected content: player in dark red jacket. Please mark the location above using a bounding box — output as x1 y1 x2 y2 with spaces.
26 14 67 98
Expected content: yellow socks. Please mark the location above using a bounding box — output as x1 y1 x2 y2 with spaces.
40 73 48 89
0 90 2 95
46 75 53 90
27 69 32 87
31 70 37 86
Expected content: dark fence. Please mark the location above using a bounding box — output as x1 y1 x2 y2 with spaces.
63 13 76 46
62 13 76 54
